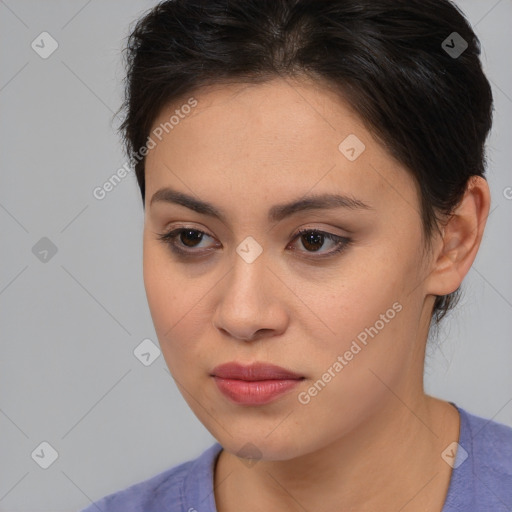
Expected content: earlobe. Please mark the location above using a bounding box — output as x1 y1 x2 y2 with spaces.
425 176 491 297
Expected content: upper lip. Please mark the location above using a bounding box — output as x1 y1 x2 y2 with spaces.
211 362 304 381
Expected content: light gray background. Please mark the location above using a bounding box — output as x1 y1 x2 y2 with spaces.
0 1 511 511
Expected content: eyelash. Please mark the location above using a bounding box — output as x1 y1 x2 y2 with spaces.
156 226 351 260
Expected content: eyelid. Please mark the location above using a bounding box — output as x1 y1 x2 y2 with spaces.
289 223 349 239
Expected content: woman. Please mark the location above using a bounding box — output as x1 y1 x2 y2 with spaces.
79 0 512 510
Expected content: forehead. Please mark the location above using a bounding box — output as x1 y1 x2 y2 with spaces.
148 77 367 155
144 77 420 220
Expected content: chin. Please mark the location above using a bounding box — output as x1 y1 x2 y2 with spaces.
212 427 313 463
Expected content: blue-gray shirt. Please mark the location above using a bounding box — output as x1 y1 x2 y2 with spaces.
78 403 512 511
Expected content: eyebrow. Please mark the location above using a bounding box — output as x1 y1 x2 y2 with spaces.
149 186 372 223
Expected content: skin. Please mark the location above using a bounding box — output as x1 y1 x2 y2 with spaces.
142 76 490 511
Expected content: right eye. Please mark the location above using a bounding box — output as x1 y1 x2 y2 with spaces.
157 227 220 256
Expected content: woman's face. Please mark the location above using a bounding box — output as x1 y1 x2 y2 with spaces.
143 77 437 460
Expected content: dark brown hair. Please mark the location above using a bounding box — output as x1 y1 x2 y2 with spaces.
118 0 493 324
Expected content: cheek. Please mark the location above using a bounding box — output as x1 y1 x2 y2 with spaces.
309 254 402 337
295 280 411 440
143 239 175 328
302 245 414 382
143 239 188 358
142 236 215 374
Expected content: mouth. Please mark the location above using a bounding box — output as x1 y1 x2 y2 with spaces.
211 362 305 405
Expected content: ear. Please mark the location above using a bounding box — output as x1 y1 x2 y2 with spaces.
425 176 491 297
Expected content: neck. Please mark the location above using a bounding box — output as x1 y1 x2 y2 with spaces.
214 393 459 512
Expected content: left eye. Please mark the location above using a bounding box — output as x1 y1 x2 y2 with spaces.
157 227 351 258
288 228 350 257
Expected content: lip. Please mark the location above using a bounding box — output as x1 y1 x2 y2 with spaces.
212 362 303 380
211 362 304 405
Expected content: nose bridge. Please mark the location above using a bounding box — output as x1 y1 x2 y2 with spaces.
225 240 270 311
213 239 286 340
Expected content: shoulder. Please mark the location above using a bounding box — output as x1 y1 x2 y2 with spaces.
453 406 512 510
77 460 191 512
77 443 222 512
462 407 512 477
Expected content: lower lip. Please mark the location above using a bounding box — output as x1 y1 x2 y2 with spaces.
212 376 302 405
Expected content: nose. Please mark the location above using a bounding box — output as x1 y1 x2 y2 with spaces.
212 252 288 342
